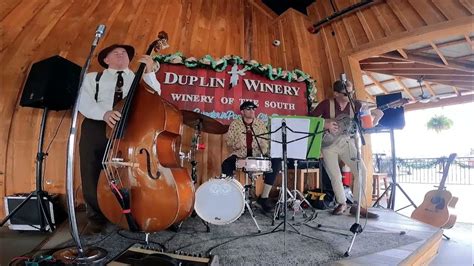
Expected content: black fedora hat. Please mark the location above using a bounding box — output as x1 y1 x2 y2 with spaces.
97 44 135 68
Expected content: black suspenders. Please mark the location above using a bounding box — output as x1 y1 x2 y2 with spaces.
94 71 103 102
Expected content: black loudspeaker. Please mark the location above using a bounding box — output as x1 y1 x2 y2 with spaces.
20 55 81 110
375 92 406 129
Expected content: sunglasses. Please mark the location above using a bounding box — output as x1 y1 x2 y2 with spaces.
339 91 354 96
244 107 256 110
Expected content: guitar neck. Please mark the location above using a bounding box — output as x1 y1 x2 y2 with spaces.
438 153 457 190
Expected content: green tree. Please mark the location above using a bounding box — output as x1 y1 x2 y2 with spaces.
427 115 453 133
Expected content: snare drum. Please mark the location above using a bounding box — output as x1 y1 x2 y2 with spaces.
236 157 272 173
194 178 245 225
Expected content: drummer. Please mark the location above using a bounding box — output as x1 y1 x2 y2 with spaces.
222 101 280 212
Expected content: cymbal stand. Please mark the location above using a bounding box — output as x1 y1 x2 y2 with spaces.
244 171 262 233
290 160 314 220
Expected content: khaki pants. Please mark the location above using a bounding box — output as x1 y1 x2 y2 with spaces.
321 136 366 205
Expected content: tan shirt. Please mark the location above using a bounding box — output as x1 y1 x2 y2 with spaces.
225 117 269 158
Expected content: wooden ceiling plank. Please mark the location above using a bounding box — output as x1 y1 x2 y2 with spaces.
356 11 375 41
430 42 449 65
349 16 473 60
455 54 474 60
459 0 474 14
364 71 389 94
393 76 415 100
404 94 474 111
371 5 391 36
410 37 474 53
386 0 413 31
362 68 472 76
381 51 474 73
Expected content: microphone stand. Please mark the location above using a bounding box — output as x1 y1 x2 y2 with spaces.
341 81 366 257
53 27 107 264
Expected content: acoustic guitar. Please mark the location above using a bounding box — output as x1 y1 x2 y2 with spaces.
321 98 408 148
411 153 458 228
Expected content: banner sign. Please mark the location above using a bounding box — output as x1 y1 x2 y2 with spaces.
155 55 316 125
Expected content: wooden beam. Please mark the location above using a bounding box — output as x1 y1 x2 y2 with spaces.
452 86 461 96
348 16 473 60
364 71 389 94
404 94 474 111
361 61 441 70
430 42 448 65
397 48 408 59
393 76 415 100
360 57 407 64
423 82 437 96
455 54 474 60
381 51 474 73
465 34 474 50
410 37 472 53
360 68 471 76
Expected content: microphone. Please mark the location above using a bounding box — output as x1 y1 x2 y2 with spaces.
92 24 106 47
341 73 347 84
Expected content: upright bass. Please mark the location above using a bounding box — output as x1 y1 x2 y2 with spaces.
96 32 194 232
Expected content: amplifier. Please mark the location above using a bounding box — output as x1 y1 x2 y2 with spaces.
109 243 219 265
4 193 65 231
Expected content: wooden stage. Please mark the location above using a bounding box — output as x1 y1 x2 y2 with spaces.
21 207 443 265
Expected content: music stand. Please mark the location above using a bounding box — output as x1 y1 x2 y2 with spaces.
254 116 323 237
1 107 55 232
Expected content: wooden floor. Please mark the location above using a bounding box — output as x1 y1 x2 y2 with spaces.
2 208 442 265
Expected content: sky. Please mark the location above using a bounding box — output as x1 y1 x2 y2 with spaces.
371 101 474 158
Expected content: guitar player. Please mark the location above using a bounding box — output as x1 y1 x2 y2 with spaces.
310 79 383 218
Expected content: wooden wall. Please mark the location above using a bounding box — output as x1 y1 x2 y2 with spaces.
0 0 323 217
1 0 472 217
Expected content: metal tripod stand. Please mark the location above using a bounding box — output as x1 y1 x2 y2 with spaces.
243 172 262 233
1 107 55 232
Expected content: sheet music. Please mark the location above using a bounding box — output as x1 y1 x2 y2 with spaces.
270 117 310 159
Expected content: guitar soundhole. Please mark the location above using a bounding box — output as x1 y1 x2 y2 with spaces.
430 197 445 210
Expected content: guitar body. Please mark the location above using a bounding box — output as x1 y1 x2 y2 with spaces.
411 190 452 227
442 196 458 229
411 153 458 229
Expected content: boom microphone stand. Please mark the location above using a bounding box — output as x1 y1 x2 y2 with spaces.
53 25 108 264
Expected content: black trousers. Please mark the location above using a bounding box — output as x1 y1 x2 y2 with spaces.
79 118 108 220
221 155 281 185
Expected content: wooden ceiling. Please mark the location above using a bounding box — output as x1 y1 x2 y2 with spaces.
360 34 473 110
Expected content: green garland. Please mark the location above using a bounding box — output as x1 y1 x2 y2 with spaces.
152 53 318 109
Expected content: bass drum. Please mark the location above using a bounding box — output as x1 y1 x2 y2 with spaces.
194 178 245 225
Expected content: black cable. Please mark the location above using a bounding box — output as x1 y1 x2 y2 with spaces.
116 229 166 251
41 110 68 187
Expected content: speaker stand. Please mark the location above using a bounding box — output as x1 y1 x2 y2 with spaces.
1 107 55 232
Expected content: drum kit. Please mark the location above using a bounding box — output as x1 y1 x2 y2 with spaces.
180 110 315 233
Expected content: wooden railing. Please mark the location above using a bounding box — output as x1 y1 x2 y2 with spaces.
373 156 474 185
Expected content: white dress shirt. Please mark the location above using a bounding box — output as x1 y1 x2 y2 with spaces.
78 68 161 120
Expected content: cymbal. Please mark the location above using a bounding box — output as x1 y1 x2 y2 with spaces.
181 110 229 134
